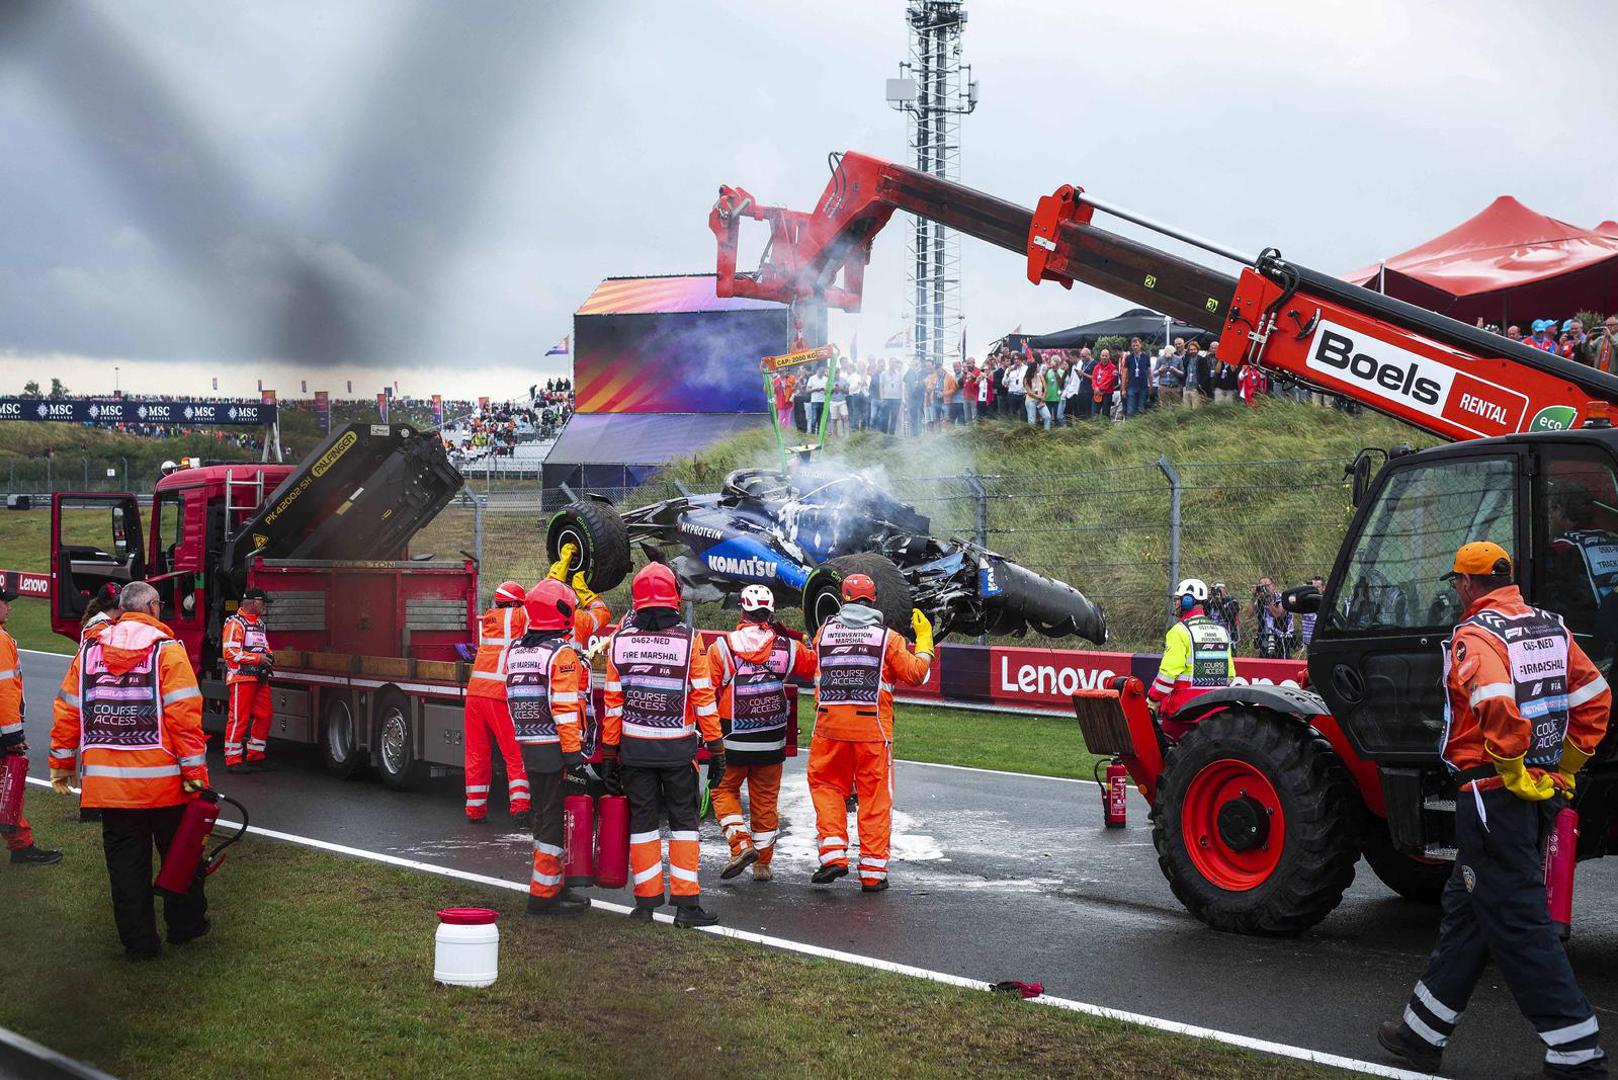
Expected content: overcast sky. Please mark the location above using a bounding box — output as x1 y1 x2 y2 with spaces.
2 0 1615 399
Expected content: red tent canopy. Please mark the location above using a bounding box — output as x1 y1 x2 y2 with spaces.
1345 196 1618 325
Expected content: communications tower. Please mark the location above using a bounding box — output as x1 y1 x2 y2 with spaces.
886 1 978 369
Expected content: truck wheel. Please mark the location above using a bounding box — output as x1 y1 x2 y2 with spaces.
1361 823 1449 904
546 501 631 593
374 690 420 791
802 553 913 637
1151 709 1359 936
319 695 365 780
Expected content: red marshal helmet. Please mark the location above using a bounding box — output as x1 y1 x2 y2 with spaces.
631 562 681 610
841 573 877 603
493 580 526 606
524 579 577 632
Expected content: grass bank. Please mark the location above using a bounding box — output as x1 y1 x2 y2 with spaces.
0 806 1340 1079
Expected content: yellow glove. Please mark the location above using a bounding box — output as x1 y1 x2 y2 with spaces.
1490 752 1557 802
571 570 597 608
547 542 578 582
910 608 934 656
182 778 207 794
50 768 74 796
1557 740 1595 794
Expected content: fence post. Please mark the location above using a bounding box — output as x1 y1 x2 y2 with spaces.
83 457 89 489
1157 455 1182 616
46 454 52 493
474 493 486 610
960 468 990 645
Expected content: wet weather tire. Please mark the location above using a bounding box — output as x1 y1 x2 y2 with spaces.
1361 823 1449 904
1151 709 1359 936
546 501 631 593
802 553 913 637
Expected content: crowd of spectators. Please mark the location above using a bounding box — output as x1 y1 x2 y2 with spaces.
1484 313 1618 371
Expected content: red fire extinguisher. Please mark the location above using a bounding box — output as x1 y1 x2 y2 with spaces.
594 793 630 889
154 790 249 899
1093 757 1128 829
1543 806 1578 941
0 751 28 835
563 794 595 887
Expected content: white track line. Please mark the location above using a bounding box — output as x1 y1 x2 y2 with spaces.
25 776 1433 1079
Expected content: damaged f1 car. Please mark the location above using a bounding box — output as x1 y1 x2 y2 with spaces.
545 466 1106 643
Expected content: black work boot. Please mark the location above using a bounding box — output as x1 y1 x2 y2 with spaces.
629 904 656 924
169 918 212 946
226 763 257 775
672 904 719 929
1377 1020 1442 1074
811 863 848 885
527 891 589 918
862 879 889 893
9 845 63 866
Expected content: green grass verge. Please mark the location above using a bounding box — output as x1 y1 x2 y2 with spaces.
0 813 1341 1079
827 703 1105 782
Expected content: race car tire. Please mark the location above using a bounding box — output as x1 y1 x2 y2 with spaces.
546 500 631 593
802 552 913 638
1151 708 1359 936
1360 821 1449 904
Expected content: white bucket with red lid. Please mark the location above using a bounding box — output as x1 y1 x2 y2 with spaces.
434 907 500 987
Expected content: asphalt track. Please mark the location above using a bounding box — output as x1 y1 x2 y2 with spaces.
18 649 1618 1078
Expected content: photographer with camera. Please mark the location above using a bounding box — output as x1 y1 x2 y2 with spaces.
1207 582 1241 649
1251 576 1296 659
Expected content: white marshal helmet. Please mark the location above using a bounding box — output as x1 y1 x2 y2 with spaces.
1174 577 1210 603
739 584 776 614
159 460 180 476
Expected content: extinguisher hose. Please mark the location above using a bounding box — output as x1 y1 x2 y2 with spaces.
1093 759 1109 812
207 792 251 869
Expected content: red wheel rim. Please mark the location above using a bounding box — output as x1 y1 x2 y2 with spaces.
1180 758 1285 892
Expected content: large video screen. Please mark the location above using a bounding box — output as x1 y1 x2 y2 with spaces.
574 308 791 413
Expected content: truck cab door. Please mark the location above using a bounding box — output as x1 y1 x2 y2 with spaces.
1308 447 1527 763
51 493 146 639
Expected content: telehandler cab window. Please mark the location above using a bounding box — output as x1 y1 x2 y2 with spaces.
1335 456 1515 632
1535 445 1618 673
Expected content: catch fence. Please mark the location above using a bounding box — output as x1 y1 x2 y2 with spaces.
431 456 1358 657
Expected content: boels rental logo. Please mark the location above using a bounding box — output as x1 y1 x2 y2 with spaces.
1306 321 1528 438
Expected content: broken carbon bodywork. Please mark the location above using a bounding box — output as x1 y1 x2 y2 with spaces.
548 466 1106 643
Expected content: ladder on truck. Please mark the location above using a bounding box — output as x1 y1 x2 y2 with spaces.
222 468 266 542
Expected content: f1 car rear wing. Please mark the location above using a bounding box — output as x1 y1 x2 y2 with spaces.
221 423 463 577
711 151 1618 442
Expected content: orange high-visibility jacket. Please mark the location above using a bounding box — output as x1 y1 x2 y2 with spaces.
221 611 271 684
0 627 23 748
812 615 931 742
80 612 113 646
1441 585 1609 792
505 636 586 760
572 597 610 649
468 604 527 700
51 612 210 808
601 623 720 765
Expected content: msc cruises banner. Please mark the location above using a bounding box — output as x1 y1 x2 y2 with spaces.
0 398 277 426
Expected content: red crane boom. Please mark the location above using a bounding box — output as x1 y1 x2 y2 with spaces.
710 150 1618 441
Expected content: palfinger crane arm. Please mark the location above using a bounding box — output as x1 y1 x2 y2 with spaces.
711 150 1618 441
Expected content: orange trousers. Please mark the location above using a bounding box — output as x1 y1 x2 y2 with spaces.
624 764 701 908
710 763 782 867
807 735 892 886
225 678 273 765
462 696 530 820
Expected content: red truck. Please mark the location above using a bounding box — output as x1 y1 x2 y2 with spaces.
47 423 484 789
41 421 799 789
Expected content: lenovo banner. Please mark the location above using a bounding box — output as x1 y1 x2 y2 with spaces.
0 398 276 426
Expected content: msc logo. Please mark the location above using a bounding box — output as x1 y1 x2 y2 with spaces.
1312 329 1442 406
706 554 777 579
